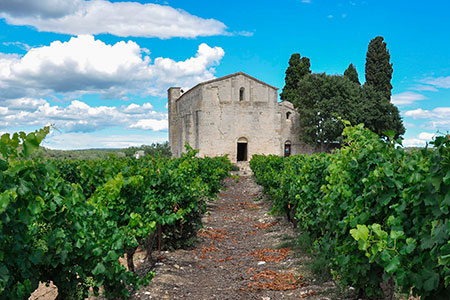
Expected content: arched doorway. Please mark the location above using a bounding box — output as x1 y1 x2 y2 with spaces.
237 137 248 161
284 140 291 157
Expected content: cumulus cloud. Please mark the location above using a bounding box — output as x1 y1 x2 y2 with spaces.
404 107 450 120
0 0 227 38
42 132 168 150
0 35 225 99
0 97 167 133
0 0 83 18
130 119 168 131
391 91 427 106
403 132 436 147
404 107 450 130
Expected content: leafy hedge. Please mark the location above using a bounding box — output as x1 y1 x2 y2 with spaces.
0 128 231 299
250 124 450 300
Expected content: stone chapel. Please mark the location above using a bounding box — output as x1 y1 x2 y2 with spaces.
168 72 313 162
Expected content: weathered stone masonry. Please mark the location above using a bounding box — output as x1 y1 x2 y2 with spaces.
168 72 313 162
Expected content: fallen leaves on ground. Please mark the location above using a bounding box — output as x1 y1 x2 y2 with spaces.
201 245 219 253
248 248 290 262
247 270 307 291
237 201 260 210
215 257 234 262
253 221 279 229
198 228 229 241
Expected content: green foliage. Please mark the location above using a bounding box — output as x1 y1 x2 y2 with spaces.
33 148 126 160
344 63 360 85
357 82 405 138
251 124 450 299
283 37 404 149
0 129 231 299
294 73 361 150
365 36 393 100
123 142 171 158
280 53 311 104
293 72 404 148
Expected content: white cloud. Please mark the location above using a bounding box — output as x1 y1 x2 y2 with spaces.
0 35 225 99
0 98 167 133
418 132 435 140
421 76 450 89
0 0 227 38
404 108 431 119
404 107 450 119
42 132 168 150
410 84 438 92
236 31 255 37
391 91 427 105
0 0 83 18
2 41 31 51
404 107 450 130
403 132 436 147
130 119 168 131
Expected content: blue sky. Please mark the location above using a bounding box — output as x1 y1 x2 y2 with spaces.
0 0 449 149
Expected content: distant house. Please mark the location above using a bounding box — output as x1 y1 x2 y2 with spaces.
134 150 145 159
168 72 313 162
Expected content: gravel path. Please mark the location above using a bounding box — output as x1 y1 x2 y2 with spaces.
131 176 345 300
30 175 348 300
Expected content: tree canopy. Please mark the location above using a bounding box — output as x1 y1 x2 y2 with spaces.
365 36 393 100
294 73 361 151
280 53 311 104
344 63 360 85
283 36 405 150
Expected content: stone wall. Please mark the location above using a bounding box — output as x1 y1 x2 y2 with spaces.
168 72 314 162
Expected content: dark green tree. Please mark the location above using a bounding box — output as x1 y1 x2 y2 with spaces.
294 73 361 151
280 53 311 103
344 63 360 85
357 86 405 138
363 36 404 137
365 36 393 100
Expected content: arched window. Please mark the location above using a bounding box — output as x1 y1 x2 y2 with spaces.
239 87 245 101
286 112 292 120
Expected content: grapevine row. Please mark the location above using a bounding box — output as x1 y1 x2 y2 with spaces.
250 124 450 299
0 128 231 299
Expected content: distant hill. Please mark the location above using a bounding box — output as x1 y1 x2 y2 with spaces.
36 147 126 160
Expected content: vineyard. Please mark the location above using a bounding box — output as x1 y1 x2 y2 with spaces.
251 124 450 300
0 127 231 299
2 124 450 300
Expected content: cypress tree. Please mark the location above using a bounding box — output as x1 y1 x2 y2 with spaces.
280 53 311 103
344 63 360 85
362 36 404 137
365 36 393 100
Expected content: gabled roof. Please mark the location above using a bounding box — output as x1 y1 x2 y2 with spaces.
176 72 278 102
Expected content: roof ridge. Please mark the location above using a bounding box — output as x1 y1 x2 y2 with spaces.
174 72 278 102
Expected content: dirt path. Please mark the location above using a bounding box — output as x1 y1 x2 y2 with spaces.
131 176 345 300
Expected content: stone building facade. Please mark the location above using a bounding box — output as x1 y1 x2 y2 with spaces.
168 72 313 162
